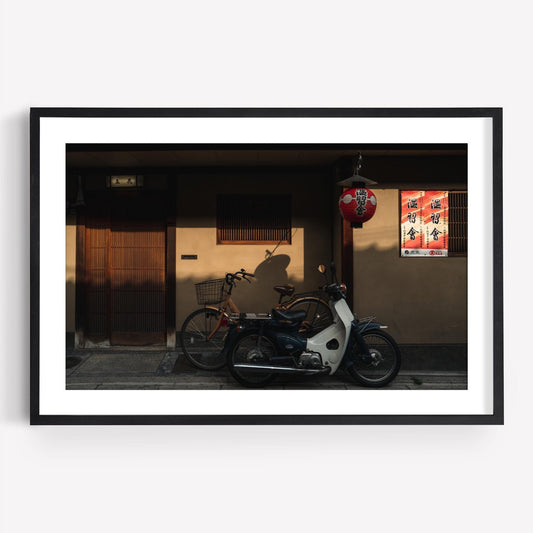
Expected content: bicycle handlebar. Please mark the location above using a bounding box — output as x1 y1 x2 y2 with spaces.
225 269 255 285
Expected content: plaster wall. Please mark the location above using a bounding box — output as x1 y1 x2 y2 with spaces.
65 215 76 333
63 171 335 336
65 178 468 343
353 189 467 344
175 171 332 325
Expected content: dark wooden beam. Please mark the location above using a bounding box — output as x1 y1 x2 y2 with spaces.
75 212 86 348
166 220 177 349
166 178 177 349
341 204 354 310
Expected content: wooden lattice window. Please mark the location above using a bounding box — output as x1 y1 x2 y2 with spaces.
217 194 292 244
449 191 467 256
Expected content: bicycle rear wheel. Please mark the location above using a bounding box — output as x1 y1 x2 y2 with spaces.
180 308 228 370
286 297 333 337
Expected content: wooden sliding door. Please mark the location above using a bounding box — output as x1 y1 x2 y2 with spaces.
84 190 167 346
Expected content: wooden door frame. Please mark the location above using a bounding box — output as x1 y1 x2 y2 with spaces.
165 178 177 349
74 175 177 349
74 210 86 348
341 215 354 310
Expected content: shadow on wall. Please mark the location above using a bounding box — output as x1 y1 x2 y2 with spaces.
353 244 467 344
65 251 328 341
65 243 467 349
178 253 321 319
252 254 290 300
66 279 76 332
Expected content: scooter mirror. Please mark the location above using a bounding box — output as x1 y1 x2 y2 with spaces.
318 264 326 274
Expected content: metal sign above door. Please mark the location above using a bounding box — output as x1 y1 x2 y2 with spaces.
107 175 144 188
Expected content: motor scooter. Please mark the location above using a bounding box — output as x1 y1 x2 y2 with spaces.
223 263 401 388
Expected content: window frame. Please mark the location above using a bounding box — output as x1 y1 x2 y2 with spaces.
448 190 468 257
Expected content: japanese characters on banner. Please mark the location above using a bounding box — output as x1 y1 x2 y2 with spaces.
401 191 449 256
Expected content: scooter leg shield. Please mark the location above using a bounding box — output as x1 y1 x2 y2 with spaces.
343 322 375 366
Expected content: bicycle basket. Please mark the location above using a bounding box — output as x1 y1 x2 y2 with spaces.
195 278 226 305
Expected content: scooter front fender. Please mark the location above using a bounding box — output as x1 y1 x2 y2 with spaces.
343 321 388 367
356 321 388 333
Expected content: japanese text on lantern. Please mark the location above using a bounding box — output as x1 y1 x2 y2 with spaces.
401 191 448 257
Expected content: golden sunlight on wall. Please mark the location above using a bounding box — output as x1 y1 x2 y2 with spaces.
175 172 331 324
353 189 467 344
66 216 76 332
176 227 305 321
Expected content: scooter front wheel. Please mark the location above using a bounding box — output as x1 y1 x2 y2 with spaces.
347 329 401 387
227 331 277 388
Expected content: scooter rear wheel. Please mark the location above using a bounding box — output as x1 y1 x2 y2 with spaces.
347 329 401 387
227 331 277 388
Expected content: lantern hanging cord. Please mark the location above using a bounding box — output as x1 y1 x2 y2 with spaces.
354 153 363 175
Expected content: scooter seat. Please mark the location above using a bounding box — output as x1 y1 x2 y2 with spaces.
273 284 295 297
271 307 306 324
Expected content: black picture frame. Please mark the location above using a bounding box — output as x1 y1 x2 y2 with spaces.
30 107 503 425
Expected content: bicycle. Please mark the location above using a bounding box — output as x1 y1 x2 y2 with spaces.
179 269 333 370
271 284 333 338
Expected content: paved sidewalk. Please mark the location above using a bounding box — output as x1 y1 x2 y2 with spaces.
66 350 467 390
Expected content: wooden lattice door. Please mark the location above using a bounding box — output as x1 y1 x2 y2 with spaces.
84 191 167 346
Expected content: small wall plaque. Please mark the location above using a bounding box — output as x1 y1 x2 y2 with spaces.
107 175 144 188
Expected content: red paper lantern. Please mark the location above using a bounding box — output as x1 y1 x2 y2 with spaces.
339 187 377 227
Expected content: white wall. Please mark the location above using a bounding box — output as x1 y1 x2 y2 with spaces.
1 2 531 533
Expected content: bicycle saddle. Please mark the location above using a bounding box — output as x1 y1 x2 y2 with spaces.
271 307 306 324
273 284 295 297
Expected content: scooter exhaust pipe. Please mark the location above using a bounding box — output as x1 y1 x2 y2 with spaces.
233 364 331 375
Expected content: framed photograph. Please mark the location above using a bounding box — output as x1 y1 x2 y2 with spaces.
30 108 503 425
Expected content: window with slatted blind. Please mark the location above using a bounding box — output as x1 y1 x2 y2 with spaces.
217 194 292 244
449 191 467 256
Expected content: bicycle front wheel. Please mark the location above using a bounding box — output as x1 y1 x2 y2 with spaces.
286 297 333 337
180 308 228 370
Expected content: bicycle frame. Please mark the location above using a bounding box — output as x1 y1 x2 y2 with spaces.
206 294 240 341
203 270 331 342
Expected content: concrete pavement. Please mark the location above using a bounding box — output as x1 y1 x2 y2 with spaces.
66 349 467 390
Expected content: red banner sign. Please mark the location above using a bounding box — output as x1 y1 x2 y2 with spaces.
401 191 448 256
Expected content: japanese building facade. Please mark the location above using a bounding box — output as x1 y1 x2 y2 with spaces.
66 146 467 368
